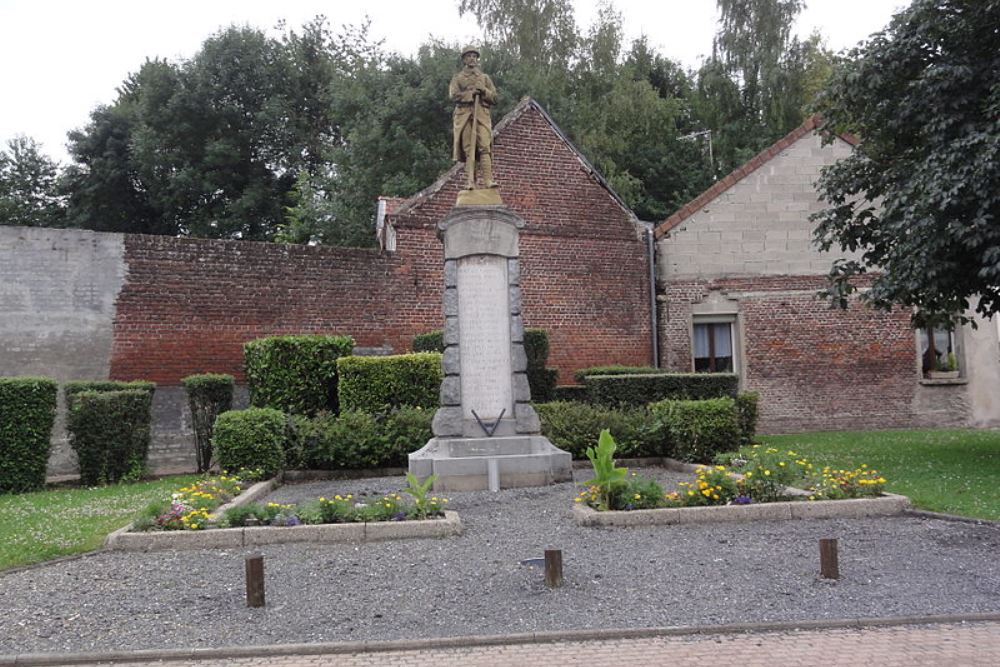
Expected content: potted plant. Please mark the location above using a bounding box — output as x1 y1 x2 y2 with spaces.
928 352 959 380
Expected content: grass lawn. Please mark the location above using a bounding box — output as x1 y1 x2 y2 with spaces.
0 474 199 572
759 429 1000 520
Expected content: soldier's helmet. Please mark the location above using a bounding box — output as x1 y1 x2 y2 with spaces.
461 46 480 58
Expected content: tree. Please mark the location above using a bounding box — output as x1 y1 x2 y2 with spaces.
0 136 64 228
693 0 813 174
813 0 1000 326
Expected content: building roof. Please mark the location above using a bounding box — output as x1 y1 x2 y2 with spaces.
653 115 858 239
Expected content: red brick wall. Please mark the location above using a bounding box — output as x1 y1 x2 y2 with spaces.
111 235 400 383
659 276 951 433
110 102 653 385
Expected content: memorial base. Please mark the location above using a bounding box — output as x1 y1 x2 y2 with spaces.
409 435 572 492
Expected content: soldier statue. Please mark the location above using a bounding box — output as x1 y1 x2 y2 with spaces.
450 46 498 190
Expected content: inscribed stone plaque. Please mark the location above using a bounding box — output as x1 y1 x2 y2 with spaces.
458 255 512 420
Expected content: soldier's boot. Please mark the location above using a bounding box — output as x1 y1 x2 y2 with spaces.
480 153 497 188
463 158 476 189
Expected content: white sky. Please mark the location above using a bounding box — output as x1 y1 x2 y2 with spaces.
0 0 907 164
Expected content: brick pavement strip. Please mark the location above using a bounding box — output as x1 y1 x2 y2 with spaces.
13 620 1000 667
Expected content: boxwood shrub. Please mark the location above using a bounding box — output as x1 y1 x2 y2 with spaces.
586 373 739 406
0 376 58 493
650 397 740 463
64 380 155 405
296 407 433 470
535 401 659 459
735 391 760 445
213 408 286 478
182 373 235 473
68 389 153 485
337 353 442 413
552 385 589 402
243 335 354 416
412 331 444 353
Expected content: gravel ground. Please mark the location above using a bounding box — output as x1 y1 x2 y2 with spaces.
2 468 1000 656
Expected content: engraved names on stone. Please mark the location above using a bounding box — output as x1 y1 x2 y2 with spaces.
457 255 512 421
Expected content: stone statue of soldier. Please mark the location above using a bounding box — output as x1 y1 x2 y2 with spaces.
450 46 498 190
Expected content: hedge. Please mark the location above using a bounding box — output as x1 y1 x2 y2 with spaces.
552 385 589 402
411 328 557 401
650 397 740 463
295 407 433 470
586 373 739 406
213 408 286 478
243 335 354 416
735 391 760 446
337 353 442 413
536 401 659 459
64 380 155 405
182 373 235 473
0 377 58 493
68 389 153 485
573 365 663 383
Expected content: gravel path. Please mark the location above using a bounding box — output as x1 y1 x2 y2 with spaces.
2 469 1000 656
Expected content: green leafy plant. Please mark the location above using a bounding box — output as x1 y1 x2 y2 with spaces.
717 444 811 503
0 376 58 493
212 408 286 479
400 472 437 519
67 389 153 486
676 465 740 506
336 353 442 412
583 429 629 511
182 373 234 473
243 335 354 416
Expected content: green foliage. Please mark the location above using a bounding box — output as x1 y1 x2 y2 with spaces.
676 465 741 506
182 374 234 473
535 401 659 459
67 390 153 486
63 380 155 404
586 373 739 407
412 331 444 352
717 444 809 502
0 377 58 493
735 391 760 446
243 335 355 416
582 429 629 511
400 472 438 519
212 408 286 479
0 136 64 228
552 385 589 402
813 0 1000 326
650 397 740 463
336 353 442 412
296 407 433 470
573 365 663 383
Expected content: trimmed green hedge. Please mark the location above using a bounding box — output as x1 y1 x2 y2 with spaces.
64 380 155 405
243 335 354 416
337 353 442 413
0 376 58 493
650 397 740 463
735 391 760 446
586 373 739 406
412 331 444 353
182 373 235 473
552 385 589 402
213 408 286 478
295 407 433 469
536 401 659 459
573 365 662 383
68 389 153 485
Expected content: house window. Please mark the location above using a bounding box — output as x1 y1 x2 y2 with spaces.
694 321 734 373
918 327 956 375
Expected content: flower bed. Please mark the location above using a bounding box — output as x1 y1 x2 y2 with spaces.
105 473 462 550
573 432 908 524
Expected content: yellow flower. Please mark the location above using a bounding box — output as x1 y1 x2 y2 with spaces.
745 471 753 477
574 497 583 503
633 494 642 500
334 495 343 501
778 462 786 467
763 470 771 476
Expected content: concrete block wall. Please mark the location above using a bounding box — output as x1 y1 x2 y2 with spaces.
658 132 859 280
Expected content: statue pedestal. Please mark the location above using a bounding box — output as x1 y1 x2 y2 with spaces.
408 205 572 491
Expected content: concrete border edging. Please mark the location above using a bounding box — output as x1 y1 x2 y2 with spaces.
573 493 910 527
3 612 1000 665
105 511 462 551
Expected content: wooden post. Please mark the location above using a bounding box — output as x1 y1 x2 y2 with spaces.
544 549 563 588
246 554 265 607
819 538 839 580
